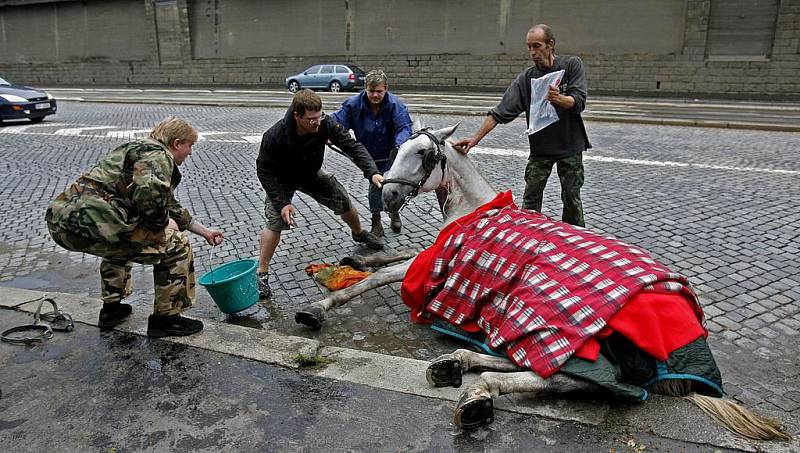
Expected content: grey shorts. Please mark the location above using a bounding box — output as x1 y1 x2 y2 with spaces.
264 170 353 231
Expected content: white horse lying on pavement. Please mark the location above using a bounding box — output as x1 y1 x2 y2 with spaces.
295 125 790 441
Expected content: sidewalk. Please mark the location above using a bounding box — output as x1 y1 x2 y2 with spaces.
2 286 793 452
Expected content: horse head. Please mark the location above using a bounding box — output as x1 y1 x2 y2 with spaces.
382 124 459 212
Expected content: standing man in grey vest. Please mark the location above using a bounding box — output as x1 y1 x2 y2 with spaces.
453 24 591 226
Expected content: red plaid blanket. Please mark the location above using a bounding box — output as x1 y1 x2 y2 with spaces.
402 192 702 378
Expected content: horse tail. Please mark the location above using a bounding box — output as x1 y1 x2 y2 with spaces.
684 393 791 441
649 379 791 440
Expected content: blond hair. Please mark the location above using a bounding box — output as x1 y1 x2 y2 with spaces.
149 116 198 147
366 69 388 88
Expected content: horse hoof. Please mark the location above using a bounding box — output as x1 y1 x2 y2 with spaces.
453 392 494 429
295 306 325 331
339 255 368 271
426 357 462 387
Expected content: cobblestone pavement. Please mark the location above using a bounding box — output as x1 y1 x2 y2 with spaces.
1 101 798 432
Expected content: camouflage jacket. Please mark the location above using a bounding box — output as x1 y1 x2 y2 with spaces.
45 138 193 247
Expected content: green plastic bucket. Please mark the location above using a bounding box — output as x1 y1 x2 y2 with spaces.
198 259 259 314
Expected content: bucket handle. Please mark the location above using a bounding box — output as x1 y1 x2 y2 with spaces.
205 242 244 284
208 244 219 284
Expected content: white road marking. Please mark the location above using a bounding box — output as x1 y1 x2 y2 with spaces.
470 146 800 175
54 126 116 135
106 129 151 139
0 122 81 134
197 131 229 141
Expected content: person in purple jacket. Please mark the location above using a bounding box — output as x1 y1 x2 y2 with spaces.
332 70 413 236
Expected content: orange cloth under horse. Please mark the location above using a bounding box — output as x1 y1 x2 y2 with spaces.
305 263 372 291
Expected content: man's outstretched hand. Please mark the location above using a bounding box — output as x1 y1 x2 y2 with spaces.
452 137 478 154
371 173 384 188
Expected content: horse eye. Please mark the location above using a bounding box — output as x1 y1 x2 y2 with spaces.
416 150 425 155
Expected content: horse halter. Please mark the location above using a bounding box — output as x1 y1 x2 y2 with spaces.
382 128 447 208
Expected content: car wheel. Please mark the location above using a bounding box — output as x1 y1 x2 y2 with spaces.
329 81 341 92
288 80 300 93
29 117 44 123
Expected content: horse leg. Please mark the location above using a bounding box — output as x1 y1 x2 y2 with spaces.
340 250 418 271
427 348 525 387
295 258 413 330
453 371 597 429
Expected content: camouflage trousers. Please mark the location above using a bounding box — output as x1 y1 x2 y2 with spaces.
47 224 196 315
522 153 585 227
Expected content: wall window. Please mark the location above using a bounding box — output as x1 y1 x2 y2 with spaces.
706 0 780 59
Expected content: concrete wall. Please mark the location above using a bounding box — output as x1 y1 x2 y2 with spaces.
0 0 798 99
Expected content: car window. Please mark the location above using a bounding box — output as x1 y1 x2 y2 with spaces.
305 65 322 75
347 65 365 76
319 65 334 74
335 66 349 74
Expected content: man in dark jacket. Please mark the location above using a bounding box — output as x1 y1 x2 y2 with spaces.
453 24 591 227
256 89 384 298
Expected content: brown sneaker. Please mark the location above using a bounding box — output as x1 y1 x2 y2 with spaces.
389 211 402 233
352 230 384 250
370 213 384 237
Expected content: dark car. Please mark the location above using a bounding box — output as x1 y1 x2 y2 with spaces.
0 77 57 125
285 64 365 93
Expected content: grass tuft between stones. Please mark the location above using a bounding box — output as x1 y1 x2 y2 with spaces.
291 353 333 369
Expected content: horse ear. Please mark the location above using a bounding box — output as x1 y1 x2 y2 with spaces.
412 116 423 131
433 123 460 142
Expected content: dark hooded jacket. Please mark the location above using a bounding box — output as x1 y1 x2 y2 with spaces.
256 106 379 213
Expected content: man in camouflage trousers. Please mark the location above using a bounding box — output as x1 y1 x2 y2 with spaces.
45 117 224 338
453 24 591 226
